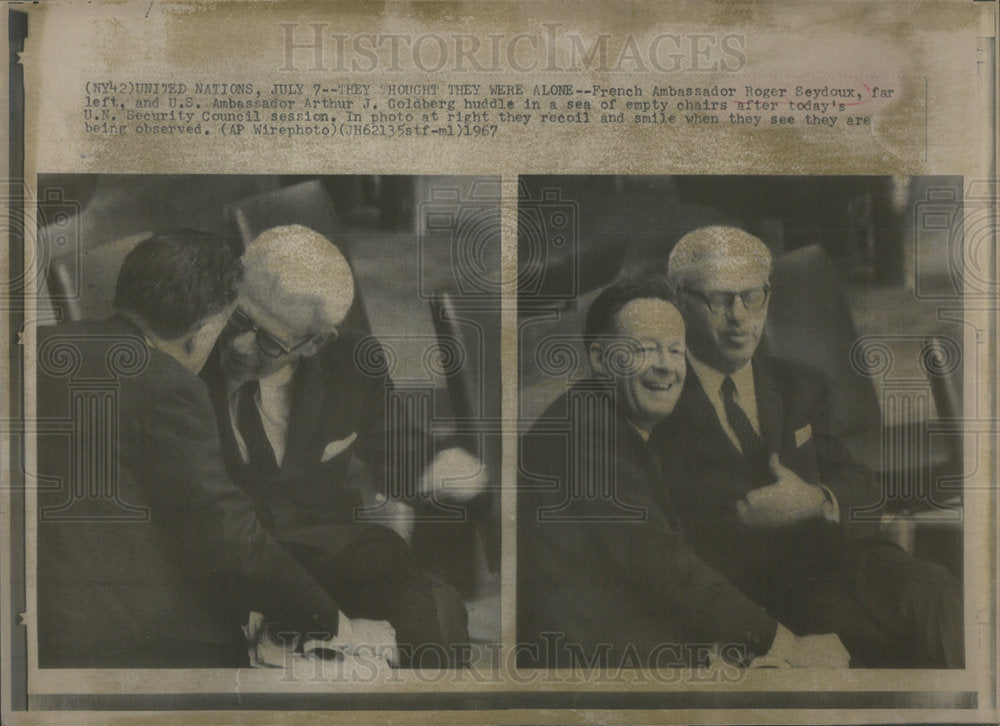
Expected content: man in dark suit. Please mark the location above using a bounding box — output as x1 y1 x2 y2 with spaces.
518 277 850 669
36 231 361 668
200 224 485 667
655 226 962 668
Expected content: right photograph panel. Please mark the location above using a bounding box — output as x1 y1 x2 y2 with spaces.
516 175 966 671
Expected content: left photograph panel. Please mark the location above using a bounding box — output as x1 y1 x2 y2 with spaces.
30 174 501 675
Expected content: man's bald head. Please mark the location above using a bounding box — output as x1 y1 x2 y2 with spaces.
666 226 772 294
667 226 773 374
242 225 354 336
219 225 356 382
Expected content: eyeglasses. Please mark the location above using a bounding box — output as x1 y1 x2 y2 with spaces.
227 308 314 358
682 285 771 315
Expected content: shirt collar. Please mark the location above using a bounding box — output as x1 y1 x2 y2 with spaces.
627 420 651 442
258 358 298 392
687 352 754 401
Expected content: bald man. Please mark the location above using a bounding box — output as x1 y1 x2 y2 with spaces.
654 226 962 668
201 225 482 667
37 231 349 667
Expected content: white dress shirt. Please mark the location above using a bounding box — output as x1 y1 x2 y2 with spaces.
686 352 839 522
687 353 760 453
226 361 298 467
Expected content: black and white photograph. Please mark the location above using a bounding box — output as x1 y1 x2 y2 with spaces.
517 175 968 671
31 174 501 674
4 0 997 722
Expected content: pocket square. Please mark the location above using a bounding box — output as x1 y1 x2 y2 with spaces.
794 424 812 448
320 433 358 462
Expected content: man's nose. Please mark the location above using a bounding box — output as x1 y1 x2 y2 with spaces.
649 349 679 372
726 298 749 323
229 329 257 355
650 348 670 368
657 355 684 377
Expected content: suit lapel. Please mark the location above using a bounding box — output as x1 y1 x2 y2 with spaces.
638 426 685 534
670 363 759 498
679 365 744 462
280 355 326 476
752 356 784 456
200 346 246 476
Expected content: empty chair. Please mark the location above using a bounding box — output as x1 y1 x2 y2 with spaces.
762 243 883 467
46 231 151 322
421 289 501 583
224 179 372 337
223 179 342 252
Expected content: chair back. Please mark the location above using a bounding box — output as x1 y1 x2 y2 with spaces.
46 231 150 322
762 244 882 441
224 179 342 252
428 289 501 572
225 179 371 336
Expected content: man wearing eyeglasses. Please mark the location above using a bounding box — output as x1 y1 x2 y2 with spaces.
654 226 962 668
518 276 851 669
36 231 352 667
201 224 482 668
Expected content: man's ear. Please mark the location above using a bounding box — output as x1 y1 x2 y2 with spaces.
587 343 606 377
298 330 336 358
675 291 698 324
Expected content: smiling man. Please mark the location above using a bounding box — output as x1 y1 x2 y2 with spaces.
586 294 687 436
656 226 962 668
201 224 484 667
517 276 850 669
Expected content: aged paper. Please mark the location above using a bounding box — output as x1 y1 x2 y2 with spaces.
2 0 998 723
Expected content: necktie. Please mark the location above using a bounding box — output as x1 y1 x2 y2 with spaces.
721 376 766 474
237 380 279 476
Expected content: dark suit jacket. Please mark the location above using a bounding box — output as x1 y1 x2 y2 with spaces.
517 381 778 668
201 330 432 561
653 355 880 608
36 317 343 667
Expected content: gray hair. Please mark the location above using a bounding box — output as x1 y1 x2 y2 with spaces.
242 225 355 334
666 226 772 292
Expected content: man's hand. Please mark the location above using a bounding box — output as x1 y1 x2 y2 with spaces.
419 447 488 503
736 454 827 528
758 624 850 669
321 613 399 666
785 633 851 668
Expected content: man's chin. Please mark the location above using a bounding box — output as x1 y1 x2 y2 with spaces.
639 393 681 420
220 352 257 381
719 342 756 369
631 404 676 433
721 358 752 375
